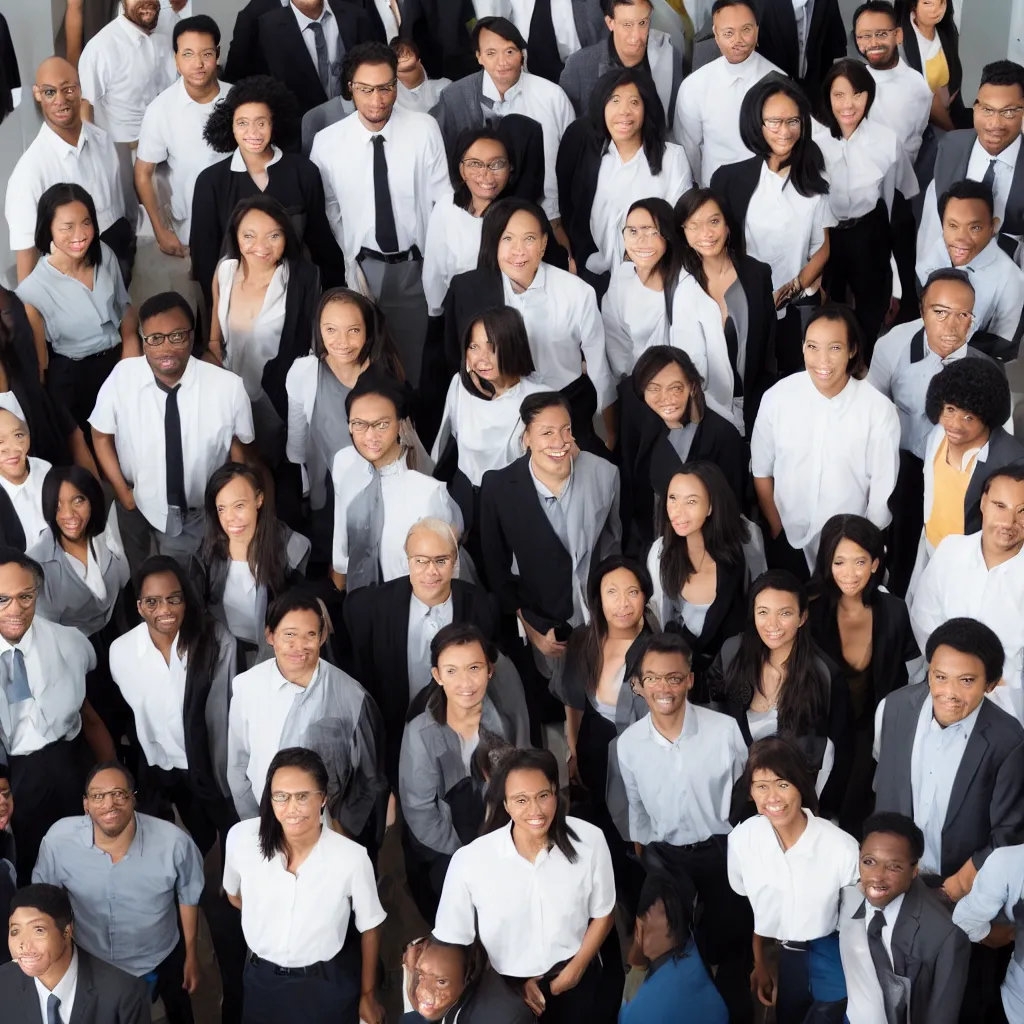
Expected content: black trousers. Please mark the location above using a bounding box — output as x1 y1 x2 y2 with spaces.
502 957 603 1024
643 838 755 1024
9 737 83 884
887 450 924 598
764 528 811 581
242 944 361 1024
47 344 121 433
890 191 920 325
139 764 237 857
154 935 195 1024
959 942 1012 1024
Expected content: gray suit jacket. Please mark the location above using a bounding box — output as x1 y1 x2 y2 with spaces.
873 682 1024 877
301 96 354 157
0 948 151 1024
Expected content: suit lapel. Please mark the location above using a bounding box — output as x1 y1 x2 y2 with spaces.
700 561 742 645
68 951 97 1024
509 455 564 554
943 714 991 834
890 881 924 978
274 7 327 103
1004 157 1024 236
766 1 799 78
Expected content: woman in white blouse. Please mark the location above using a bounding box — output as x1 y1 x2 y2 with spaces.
728 736 859 1024
422 129 512 316
815 59 919 356
556 67 692 294
433 747 616 1020
332 372 462 592
0 408 51 549
711 76 835 376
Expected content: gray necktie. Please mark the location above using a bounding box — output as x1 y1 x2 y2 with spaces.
307 20 337 98
1 648 31 704
345 472 384 590
867 908 908 1024
46 993 61 1024
981 157 998 192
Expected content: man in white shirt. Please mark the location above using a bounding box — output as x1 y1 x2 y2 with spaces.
675 0 783 186
311 42 451 388
5 57 127 285
89 291 254 572
394 38 451 114
916 180 1024 362
135 15 232 258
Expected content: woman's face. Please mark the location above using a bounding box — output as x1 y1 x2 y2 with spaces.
523 404 573 475
831 537 879 599
642 362 693 428
604 82 644 145
465 320 502 384
829 75 869 134
623 206 666 272
50 200 94 261
497 210 547 286
320 298 366 366
750 768 803 829
600 567 645 634
269 765 325 839
459 137 510 207
682 199 728 260
432 639 492 713
237 208 286 268
232 101 273 154
215 474 263 544
267 609 324 676
753 587 806 651
349 392 401 465
503 767 558 837
56 480 92 543
665 473 711 539
913 0 947 28
803 318 853 397
761 91 802 161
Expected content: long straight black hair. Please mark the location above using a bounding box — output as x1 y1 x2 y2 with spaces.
586 66 668 174
313 287 406 382
258 747 329 860
673 187 745 293
133 554 207 662
624 197 685 322
810 513 886 615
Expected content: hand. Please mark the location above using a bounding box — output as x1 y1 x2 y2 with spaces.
402 938 425 974
884 295 900 328
117 491 137 512
358 992 386 1024
769 521 783 540
751 962 776 1007
567 749 583 787
523 977 546 1016
550 959 585 996
524 621 567 659
940 875 965 903
182 950 200 994
156 228 188 259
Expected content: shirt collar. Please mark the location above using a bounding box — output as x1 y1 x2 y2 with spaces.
962 236 1003 272
136 622 183 663
229 144 284 173
36 947 78 1004
271 657 323 691
857 890 905 927
290 1 333 29
145 354 198 392
116 14 152 45
41 121 91 157
482 71 524 105
721 51 763 83
0 621 36 655
410 592 452 619
974 133 1022 170
646 701 698 748
81 812 144 854
528 449 573 499
504 260 548 297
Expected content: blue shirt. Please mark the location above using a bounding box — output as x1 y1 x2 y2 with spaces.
619 943 728 1024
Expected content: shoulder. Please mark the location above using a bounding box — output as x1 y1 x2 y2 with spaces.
231 658 274 696
884 681 929 714
576 450 619 486
286 353 319 388
561 40 599 71
318 824 375 865
728 813 764 848
225 817 261 860
617 715 649 753
693 701 745 738
564 815 606 849
35 616 91 651
812 815 860 855
42 815 89 843
403 710 437 745
979 697 1024 744
0 960 26 993
138 812 196 848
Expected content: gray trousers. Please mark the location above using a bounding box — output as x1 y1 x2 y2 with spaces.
357 252 428 387
117 503 205 577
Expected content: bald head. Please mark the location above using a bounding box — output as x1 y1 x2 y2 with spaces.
33 58 82 133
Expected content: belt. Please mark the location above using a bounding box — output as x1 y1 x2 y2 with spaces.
248 952 327 977
51 344 121 363
834 208 881 230
357 244 422 265
673 836 717 851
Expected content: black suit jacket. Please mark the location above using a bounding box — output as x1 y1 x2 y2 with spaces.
874 682 1024 877
754 0 845 95
0 948 151 1024
223 0 277 82
964 427 1024 534
256 0 378 116
710 155 767 245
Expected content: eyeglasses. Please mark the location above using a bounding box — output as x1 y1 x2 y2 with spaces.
142 329 192 347
973 102 1024 120
86 789 134 805
462 158 509 173
140 593 185 610
928 305 976 325
270 790 322 805
644 382 689 396
351 80 398 95
623 226 661 241
0 589 36 610
762 117 802 132
640 672 690 687
349 418 394 434
854 29 896 42
409 555 453 569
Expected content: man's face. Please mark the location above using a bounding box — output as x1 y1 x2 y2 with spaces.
123 0 160 31
713 2 758 64
138 570 186 640
83 767 136 840
921 278 976 358
928 644 995 726
942 196 996 267
407 528 455 604
981 475 1024 556
409 943 467 1020
606 1 652 66
0 774 12 832
8 907 72 978
476 29 523 91
349 61 398 129
0 563 37 643
860 831 918 909
635 650 692 717
974 82 1024 156
938 401 989 452
854 11 901 69
33 61 81 131
141 307 193 381
174 31 219 91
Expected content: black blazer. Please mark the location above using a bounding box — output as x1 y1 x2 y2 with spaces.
754 0 846 95
190 151 344 311
964 427 1024 534
401 0 478 81
710 155 766 246
874 682 1024 878
265 259 320 422
256 0 379 116
899 7 971 129
555 118 605 283
0 13 19 125
0 948 151 1023
223 0 277 82
732 254 777 433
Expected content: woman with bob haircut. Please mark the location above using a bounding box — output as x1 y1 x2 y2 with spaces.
223 745 387 1024
727 735 860 1024
190 75 343 310
434 746 616 1020
616 345 748 553
17 183 139 430
555 68 692 293
815 58 917 356
710 75 835 375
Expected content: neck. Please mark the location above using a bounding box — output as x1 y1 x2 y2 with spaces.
59 533 89 564
398 66 426 89
414 583 451 608
983 537 1024 570
614 41 644 68
768 639 795 670
771 810 808 850
506 267 538 294
48 119 83 147
491 72 519 100
148 626 176 662
184 77 220 104
487 373 517 397
279 657 318 688
767 153 788 174
813 374 849 401
38 946 73 993
652 703 686 742
447 700 483 732
358 112 391 133
228 528 254 562
242 258 277 286
241 146 274 174
122 13 151 34
702 249 731 276
872 52 899 71
325 355 365 388
837 591 866 612
285 824 322 859
153 365 186 389
530 455 570 494
372 445 403 470
840 119 861 141
635 264 663 290
93 815 135 855
468 195 493 217
512 822 550 861
606 618 643 643
0 463 28 486
613 136 643 162
48 248 87 275
685 530 707 568
947 429 989 464
913 14 937 39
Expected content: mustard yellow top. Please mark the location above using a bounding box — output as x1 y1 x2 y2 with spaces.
925 46 950 94
925 437 975 548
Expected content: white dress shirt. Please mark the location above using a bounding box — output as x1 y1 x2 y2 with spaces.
838 884 905 1024
4 122 125 252
108 622 189 771
34 947 79 1024
88 356 255 533
284 355 342 469
502 262 615 408
422 197 484 316
136 78 232 238
78 15 176 143
751 373 901 566
434 816 616 976
745 161 837 293
866 59 933 165
507 0 580 60
728 809 860 940
602 262 669 378
431 374 547 487
407 593 454 697
0 617 95 757
397 77 451 115
310 104 452 282
330 447 464 578
223 817 387 968
0 457 51 548
290 1 341 71
479 71 575 220
675 51 783 186
616 704 748 846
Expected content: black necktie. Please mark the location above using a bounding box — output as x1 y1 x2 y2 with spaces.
308 20 332 97
47 993 61 1024
372 135 400 254
867 909 906 1024
156 380 188 511
981 157 998 192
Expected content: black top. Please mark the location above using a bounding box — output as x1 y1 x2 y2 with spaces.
401 0 478 81
899 6 971 129
265 258 321 422
554 118 604 281
0 13 19 125
400 968 535 1024
754 0 846 95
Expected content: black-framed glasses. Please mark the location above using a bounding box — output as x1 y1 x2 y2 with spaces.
142 328 193 348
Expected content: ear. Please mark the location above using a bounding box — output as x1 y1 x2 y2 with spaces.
993 216 1003 234
870 558 880 575
605 14 614 31
264 626 274 647
798 609 809 628
431 667 443 687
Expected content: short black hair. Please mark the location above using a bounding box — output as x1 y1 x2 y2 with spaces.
925 357 1011 429
712 0 758 19
10 884 73 932
223 193 302 265
820 58 876 138
258 747 329 859
34 183 103 266
0 547 44 589
460 306 535 399
202 75 301 153
921 267 975 303
861 811 925 863
42 464 107 543
630 631 694 681
138 291 195 332
342 42 398 102
938 179 995 222
925 616 1004 685
345 365 413 420
979 60 1024 95
602 0 654 17
430 622 498 669
477 197 551 275
83 759 135 794
743 736 819 815
983 465 1024 493
804 303 867 379
390 36 420 59
172 13 220 51
520 390 571 428
636 871 692 947
852 0 898 30
265 590 326 633
450 127 509 210
473 17 527 51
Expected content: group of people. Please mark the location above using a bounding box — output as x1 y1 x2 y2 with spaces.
2 0 1024 1022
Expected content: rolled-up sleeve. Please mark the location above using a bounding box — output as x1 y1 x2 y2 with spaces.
173 832 206 905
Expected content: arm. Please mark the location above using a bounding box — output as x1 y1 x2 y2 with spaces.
80 699 116 762
359 927 384 1024
549 913 614 995
909 550 946 654
92 430 135 509
602 283 634 381
208 270 224 364
617 744 653 845
188 171 222 310
178 902 200 994
751 933 776 1006
676 79 702 185
864 402 900 531
227 684 259 820
134 160 187 258
118 305 140 359
952 849 1014 942
14 249 38 284
70 428 100 479
23 304 48 381
578 290 616 416
924 925 971 1024
65 0 84 66
753 477 782 540
864 339 895 399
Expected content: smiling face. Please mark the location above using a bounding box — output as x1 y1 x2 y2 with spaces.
320 298 367 367
683 198 728 261
410 943 467 1021
476 28 523 91
215 474 263 547
269 764 325 840
267 608 324 680
802 317 854 398
497 209 547 288
938 401 989 451
922 277 976 358
861 830 918 908
600 566 645 635
33 58 81 132
830 538 879 599
8 906 72 981
55 480 92 543
605 82 644 146
175 30 219 91
665 472 711 540
232 101 273 155
0 563 37 644
0 412 29 485
854 9 901 68
523 403 573 475
123 0 160 31
84 766 135 839
974 81 1024 156
606 0 652 64
137 570 186 640
237 208 286 270
636 649 693 718
928 644 994 726
49 199 94 263
141 306 193 382
622 205 666 272
407 526 456 604
942 196 996 267
460 137 510 208
981 475 1024 556
753 587 806 652
432 639 492 713
829 75 869 135
713 1 758 63
912 0 946 28
761 91 801 161
504 767 557 838
750 768 803 829
642 361 692 428
349 393 401 465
